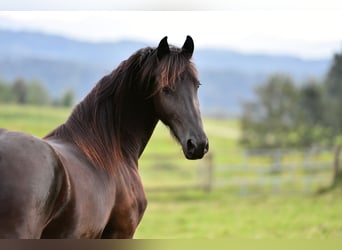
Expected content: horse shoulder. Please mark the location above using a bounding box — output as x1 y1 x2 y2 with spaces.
44 139 116 238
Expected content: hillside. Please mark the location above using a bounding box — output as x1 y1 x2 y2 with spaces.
0 29 331 115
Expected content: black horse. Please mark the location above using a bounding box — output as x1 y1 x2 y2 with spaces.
0 36 209 238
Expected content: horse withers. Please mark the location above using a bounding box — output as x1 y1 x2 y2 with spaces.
0 36 208 238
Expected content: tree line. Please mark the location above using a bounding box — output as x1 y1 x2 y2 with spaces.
0 78 74 107
240 51 342 187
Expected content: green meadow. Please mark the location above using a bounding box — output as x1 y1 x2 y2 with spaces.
1 104 342 238
0 105 70 137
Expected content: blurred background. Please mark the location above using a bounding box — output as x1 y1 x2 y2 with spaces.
1 2 342 238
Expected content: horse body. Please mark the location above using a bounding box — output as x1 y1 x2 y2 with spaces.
0 130 148 238
0 36 208 238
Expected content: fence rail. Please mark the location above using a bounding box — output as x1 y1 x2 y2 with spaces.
141 147 335 195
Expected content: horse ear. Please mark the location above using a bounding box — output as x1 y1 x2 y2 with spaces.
182 35 194 59
157 36 170 60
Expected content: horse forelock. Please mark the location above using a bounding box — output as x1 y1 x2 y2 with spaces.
141 46 199 95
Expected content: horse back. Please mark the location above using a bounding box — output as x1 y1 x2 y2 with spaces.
0 129 67 238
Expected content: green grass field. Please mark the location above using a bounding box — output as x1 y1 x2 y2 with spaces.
1 104 342 238
0 105 70 137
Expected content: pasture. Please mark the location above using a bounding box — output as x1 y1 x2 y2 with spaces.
1 104 342 238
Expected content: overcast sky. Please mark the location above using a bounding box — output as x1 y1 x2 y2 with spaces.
2 0 342 10
1 1 342 59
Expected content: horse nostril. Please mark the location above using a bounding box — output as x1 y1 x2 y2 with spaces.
204 140 209 154
187 139 196 155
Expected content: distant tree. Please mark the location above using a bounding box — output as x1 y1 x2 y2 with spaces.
298 79 325 125
296 79 331 147
0 80 14 103
1 77 76 107
12 78 28 104
60 89 75 107
323 52 342 186
325 53 342 135
240 74 299 148
27 80 50 105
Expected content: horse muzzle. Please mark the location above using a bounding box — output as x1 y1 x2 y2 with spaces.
183 136 209 160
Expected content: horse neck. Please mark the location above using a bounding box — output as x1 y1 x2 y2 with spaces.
58 92 159 168
119 95 159 161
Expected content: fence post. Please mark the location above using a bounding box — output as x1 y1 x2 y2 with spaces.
243 150 249 168
202 152 214 192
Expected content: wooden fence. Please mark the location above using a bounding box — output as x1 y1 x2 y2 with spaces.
140 147 335 195
210 147 335 195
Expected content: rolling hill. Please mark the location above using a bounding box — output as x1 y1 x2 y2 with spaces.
0 29 331 116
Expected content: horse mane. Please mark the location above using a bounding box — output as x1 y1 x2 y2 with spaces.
45 44 198 173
